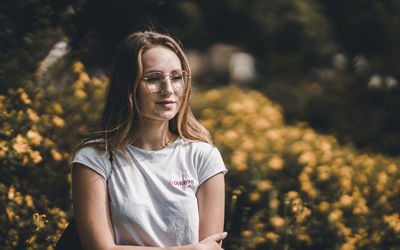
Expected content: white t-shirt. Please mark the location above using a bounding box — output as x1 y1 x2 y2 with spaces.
72 137 227 247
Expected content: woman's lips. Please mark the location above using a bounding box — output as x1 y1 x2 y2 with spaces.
156 100 175 108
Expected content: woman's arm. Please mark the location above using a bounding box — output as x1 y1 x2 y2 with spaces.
72 163 226 250
196 173 226 243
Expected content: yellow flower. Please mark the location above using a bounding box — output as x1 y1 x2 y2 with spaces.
51 149 63 161
255 223 265 229
302 130 316 141
270 216 285 228
73 61 84 73
0 95 5 108
287 191 299 199
26 235 37 245
252 118 271 130
27 108 40 123
13 134 30 153
8 185 15 200
266 129 281 141
255 237 266 244
204 89 221 101
340 238 356 250
0 141 8 157
298 151 317 166
291 198 303 213
26 130 43 146
200 119 215 131
52 103 64 114
257 180 271 191
249 192 260 202
14 192 24 205
44 138 55 146
340 194 353 207
378 172 388 185
92 77 103 86
241 230 253 237
387 163 397 174
384 214 400 233
20 91 32 104
242 99 257 112
268 155 284 170
29 150 42 164
269 199 279 210
74 89 87 99
265 232 279 241
297 234 312 245
317 165 330 181
25 195 34 208
318 201 330 213
224 130 239 144
79 72 90 83
328 209 342 222
57 217 68 230
231 150 248 171
201 108 215 118
227 102 244 113
74 79 85 89
33 213 47 230
241 137 255 151
291 141 311 154
251 152 265 163
296 207 312 222
260 106 282 124
6 206 16 221
221 115 235 127
53 116 65 127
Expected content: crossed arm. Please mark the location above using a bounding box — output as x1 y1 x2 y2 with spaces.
72 163 226 250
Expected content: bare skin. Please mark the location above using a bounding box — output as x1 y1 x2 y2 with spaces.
72 46 226 249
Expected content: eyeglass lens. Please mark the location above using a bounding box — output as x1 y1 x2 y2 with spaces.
144 71 186 92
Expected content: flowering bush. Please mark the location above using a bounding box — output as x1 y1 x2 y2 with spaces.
192 86 400 249
0 61 106 249
1 62 399 249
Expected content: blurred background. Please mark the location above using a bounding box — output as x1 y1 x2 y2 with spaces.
1 0 400 249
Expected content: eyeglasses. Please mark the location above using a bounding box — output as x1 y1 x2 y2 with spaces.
141 70 190 93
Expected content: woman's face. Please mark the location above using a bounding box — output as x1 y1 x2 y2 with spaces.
137 46 185 122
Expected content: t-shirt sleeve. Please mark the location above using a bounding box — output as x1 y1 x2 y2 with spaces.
72 146 112 181
196 145 227 186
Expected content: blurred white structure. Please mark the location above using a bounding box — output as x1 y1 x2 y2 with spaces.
37 41 69 73
229 52 255 83
385 76 398 89
332 53 348 71
187 43 256 84
368 75 383 89
353 55 368 72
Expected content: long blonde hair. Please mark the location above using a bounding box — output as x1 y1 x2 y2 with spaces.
75 31 212 156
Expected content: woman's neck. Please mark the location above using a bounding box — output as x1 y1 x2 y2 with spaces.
133 118 176 150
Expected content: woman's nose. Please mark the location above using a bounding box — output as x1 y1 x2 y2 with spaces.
161 77 174 94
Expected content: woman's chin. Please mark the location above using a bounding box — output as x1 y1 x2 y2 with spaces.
142 112 178 122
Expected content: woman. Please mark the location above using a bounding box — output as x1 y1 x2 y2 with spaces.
71 31 227 250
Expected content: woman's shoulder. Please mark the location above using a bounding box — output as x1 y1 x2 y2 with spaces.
179 138 220 156
73 139 109 162
72 139 112 180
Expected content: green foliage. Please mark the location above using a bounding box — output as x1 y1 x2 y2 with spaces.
0 0 79 92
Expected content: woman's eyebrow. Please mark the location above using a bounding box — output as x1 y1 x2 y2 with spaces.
143 69 183 74
142 70 163 75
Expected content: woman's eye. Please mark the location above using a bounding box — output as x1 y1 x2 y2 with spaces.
147 76 162 82
171 75 183 81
